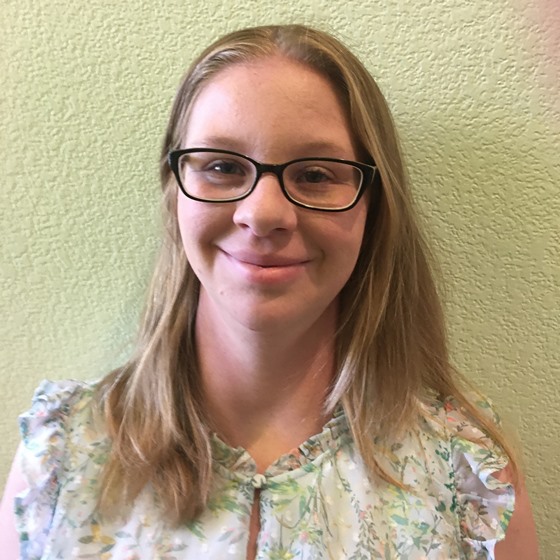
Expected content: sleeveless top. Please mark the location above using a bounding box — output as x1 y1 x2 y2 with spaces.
15 380 514 559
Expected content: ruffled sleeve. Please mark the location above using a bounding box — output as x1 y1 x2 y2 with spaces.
15 379 93 559
445 399 515 559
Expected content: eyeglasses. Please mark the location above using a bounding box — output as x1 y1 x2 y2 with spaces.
168 148 377 212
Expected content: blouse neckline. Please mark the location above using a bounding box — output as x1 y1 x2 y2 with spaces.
210 408 351 485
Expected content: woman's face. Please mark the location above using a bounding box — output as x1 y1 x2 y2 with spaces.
177 56 369 333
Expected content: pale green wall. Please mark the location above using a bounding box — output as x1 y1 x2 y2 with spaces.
1 0 558 555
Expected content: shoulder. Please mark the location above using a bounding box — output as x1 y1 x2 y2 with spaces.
21 378 99 430
420 395 516 558
421 394 507 456
12 379 107 558
421 395 513 496
19 377 105 474
21 378 97 423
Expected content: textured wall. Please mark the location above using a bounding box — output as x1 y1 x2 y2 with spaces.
1 0 558 555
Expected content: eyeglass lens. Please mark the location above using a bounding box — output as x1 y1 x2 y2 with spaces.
176 151 363 210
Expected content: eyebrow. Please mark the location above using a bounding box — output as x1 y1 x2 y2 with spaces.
187 137 354 159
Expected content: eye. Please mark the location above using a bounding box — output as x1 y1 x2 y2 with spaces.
204 159 246 176
298 167 333 184
290 164 339 187
187 153 253 188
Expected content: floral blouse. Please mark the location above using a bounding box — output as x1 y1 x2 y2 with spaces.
15 380 514 559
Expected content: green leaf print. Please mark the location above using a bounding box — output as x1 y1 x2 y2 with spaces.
390 514 409 526
78 536 94 544
186 519 206 540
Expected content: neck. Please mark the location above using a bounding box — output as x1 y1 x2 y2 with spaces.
195 292 338 470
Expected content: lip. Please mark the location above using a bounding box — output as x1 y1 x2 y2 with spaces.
220 249 311 283
223 249 310 268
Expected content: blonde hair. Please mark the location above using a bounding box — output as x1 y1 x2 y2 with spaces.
97 24 516 523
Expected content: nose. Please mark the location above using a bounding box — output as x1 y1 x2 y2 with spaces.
232 173 298 236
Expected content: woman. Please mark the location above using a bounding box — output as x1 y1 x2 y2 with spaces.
0 24 538 559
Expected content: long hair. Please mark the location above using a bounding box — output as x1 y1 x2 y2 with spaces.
97 24 516 523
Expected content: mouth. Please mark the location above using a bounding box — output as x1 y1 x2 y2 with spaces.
223 249 310 268
220 249 311 283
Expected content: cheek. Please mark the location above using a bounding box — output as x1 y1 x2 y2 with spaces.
317 205 368 284
176 196 195 255
176 195 232 262
341 207 369 279
337 202 368 258
176 195 211 263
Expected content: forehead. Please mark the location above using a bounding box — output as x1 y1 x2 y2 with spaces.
181 56 356 159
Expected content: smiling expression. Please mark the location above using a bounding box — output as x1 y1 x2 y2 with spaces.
177 56 370 332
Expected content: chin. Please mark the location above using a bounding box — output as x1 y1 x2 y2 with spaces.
230 297 339 335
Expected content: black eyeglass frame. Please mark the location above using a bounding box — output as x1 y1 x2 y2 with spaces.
168 148 377 212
